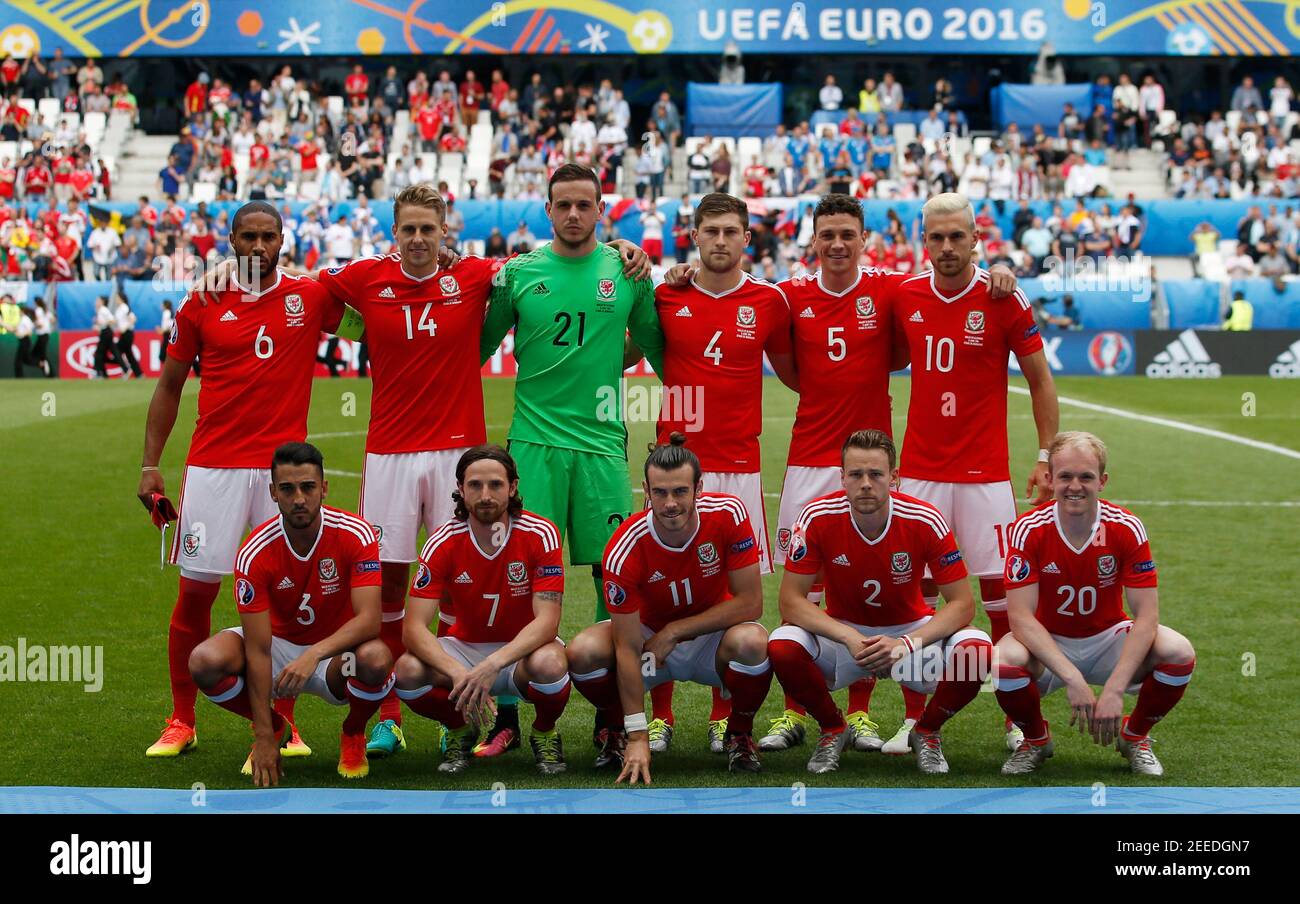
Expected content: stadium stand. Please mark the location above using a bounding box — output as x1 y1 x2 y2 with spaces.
3 55 1300 360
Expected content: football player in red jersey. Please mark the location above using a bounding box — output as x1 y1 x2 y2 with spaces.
766 194 1020 756
994 432 1195 776
187 443 392 786
394 446 571 776
206 185 651 760
138 201 345 760
892 192 1059 752
770 430 993 775
568 434 772 780
647 192 796 755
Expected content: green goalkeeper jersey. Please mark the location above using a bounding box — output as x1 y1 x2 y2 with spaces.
481 243 665 457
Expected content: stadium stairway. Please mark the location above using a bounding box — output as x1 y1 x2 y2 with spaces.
115 134 175 202
1110 148 1167 200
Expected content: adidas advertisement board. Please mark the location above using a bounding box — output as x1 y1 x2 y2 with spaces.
1137 330 1300 379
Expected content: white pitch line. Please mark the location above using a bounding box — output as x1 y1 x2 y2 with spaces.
1008 386 1300 461
1106 499 1300 508
325 469 363 478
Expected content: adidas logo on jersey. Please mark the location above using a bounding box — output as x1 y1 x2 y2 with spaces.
219 309 238 322
1042 562 1061 574
675 307 692 317
379 287 396 298
276 576 294 589
1268 338 1300 378
799 307 815 318
533 282 550 296
648 571 666 582
1146 329 1221 378
454 571 473 584
832 554 851 566
909 311 924 323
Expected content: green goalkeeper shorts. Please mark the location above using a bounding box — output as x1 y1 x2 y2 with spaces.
509 440 632 568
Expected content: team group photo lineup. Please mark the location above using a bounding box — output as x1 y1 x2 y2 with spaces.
8 1 1299 843
133 171 1192 787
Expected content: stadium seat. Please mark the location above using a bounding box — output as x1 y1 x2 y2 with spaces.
972 136 992 158
393 110 411 142
477 110 492 125
1225 110 1242 133
298 181 321 201
737 136 763 168
893 123 917 148
0 141 15 164
17 98 36 117
84 111 106 136
37 97 60 127
327 95 344 122
190 183 217 203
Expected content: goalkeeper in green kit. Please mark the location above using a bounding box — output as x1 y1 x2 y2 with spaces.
480 164 665 759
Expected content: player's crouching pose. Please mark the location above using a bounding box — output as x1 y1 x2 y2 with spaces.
188 443 394 786
568 434 773 781
769 430 993 775
994 432 1195 776
394 445 571 776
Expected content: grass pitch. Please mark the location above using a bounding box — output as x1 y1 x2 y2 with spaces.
1 375 1297 791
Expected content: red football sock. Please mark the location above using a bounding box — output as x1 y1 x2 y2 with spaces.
783 693 808 715
572 668 624 723
343 674 393 735
709 686 732 721
980 578 1009 643
847 677 875 714
993 665 1049 742
649 681 675 725
902 686 928 721
201 674 286 735
768 639 843 733
1124 660 1195 740
378 618 405 725
524 675 572 732
272 695 297 726
397 685 465 728
722 661 772 735
167 577 220 726
917 639 992 733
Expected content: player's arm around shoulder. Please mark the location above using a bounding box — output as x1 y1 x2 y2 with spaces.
627 271 666 375
480 256 520 364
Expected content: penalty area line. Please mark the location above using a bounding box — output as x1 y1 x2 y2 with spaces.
1009 386 1300 462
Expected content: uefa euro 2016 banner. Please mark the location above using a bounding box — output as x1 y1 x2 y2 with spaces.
0 0 1296 59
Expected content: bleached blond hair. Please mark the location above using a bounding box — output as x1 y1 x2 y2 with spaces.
1048 431 1109 475
921 192 975 233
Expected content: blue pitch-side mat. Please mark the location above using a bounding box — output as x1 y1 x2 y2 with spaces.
2 786 1297 815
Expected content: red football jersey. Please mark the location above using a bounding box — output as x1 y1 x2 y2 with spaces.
785 491 967 626
894 268 1043 482
655 274 792 472
1004 500 1157 638
602 493 759 632
233 506 382 646
782 267 906 467
318 254 500 455
168 272 344 468
409 511 563 643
